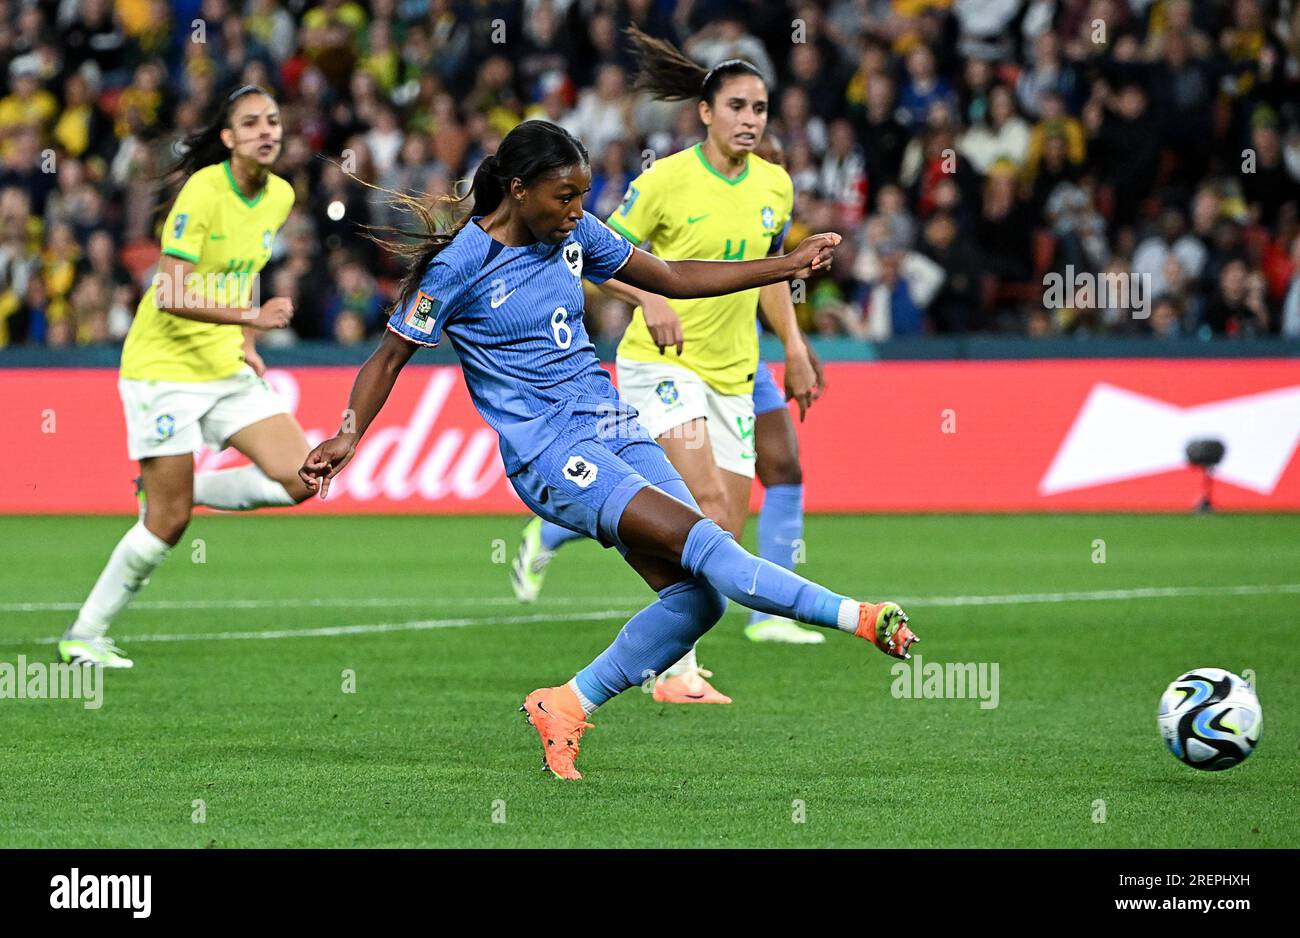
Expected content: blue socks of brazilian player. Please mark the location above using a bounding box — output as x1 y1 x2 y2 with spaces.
192 465 297 511
66 521 172 640
682 517 859 632
749 483 804 625
539 520 583 552
569 579 727 714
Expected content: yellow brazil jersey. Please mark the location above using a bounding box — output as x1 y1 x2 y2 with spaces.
121 161 294 382
607 144 794 396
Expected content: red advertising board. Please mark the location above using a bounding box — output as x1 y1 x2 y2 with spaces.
3 360 1298 513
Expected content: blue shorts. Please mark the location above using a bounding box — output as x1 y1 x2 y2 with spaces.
752 362 786 416
509 415 698 549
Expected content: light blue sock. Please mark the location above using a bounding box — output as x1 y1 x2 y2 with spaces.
750 483 804 624
540 520 584 552
681 517 856 630
573 579 727 709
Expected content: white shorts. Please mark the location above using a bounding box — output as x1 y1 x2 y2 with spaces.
119 366 289 461
615 357 756 478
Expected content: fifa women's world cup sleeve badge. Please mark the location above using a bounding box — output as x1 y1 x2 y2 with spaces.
405 291 441 335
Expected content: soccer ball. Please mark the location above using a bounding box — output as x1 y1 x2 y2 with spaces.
1157 668 1261 771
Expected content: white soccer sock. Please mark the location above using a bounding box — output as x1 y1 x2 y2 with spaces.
193 465 297 510
67 521 172 639
836 598 862 633
662 644 699 678
567 678 599 716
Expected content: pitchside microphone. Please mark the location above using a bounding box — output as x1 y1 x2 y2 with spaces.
1185 438 1226 513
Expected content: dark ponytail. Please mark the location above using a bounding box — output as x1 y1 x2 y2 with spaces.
366 120 590 313
626 24 766 105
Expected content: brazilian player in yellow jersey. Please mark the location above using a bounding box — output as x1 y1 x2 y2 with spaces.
605 142 794 396
120 157 295 381
60 86 313 669
509 27 830 700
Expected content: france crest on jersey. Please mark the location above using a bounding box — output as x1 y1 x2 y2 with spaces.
386 212 635 473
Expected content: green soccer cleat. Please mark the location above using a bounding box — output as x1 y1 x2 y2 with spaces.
744 617 826 644
58 637 134 669
854 601 919 659
509 517 555 603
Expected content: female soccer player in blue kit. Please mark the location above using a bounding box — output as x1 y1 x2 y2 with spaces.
299 120 917 780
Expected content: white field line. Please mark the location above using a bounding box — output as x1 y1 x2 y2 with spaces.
2 609 638 646
1 583 1296 648
4 582 1297 618
896 583 1300 607
0 595 641 613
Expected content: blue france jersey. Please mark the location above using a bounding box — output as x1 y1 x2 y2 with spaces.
386 212 635 473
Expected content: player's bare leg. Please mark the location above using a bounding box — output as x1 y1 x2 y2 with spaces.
139 453 198 545
658 418 737 532
61 454 195 668
653 418 737 702
197 414 314 509
747 404 824 644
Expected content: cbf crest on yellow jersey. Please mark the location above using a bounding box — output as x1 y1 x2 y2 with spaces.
606 144 794 395
120 161 295 382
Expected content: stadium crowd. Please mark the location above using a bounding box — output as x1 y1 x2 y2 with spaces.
1 0 1300 349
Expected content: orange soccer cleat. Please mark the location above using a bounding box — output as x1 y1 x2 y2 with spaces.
520 685 594 780
855 601 919 659
652 668 733 704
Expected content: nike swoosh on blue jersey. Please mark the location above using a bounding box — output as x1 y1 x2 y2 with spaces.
490 288 517 308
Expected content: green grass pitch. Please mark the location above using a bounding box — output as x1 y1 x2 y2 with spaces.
2 513 1297 848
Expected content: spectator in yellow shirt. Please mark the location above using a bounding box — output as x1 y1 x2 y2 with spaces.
0 60 58 156
303 0 368 48
53 71 113 162
41 220 81 312
113 63 166 140
304 0 368 31
360 18 401 93
1023 90 1086 187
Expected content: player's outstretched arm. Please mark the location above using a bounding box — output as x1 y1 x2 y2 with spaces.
154 255 295 330
618 232 841 300
299 330 417 498
599 279 685 354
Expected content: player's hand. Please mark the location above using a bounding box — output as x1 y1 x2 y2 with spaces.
787 233 841 279
244 344 267 377
642 294 684 355
806 340 827 400
783 342 817 421
299 434 357 500
248 296 294 330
